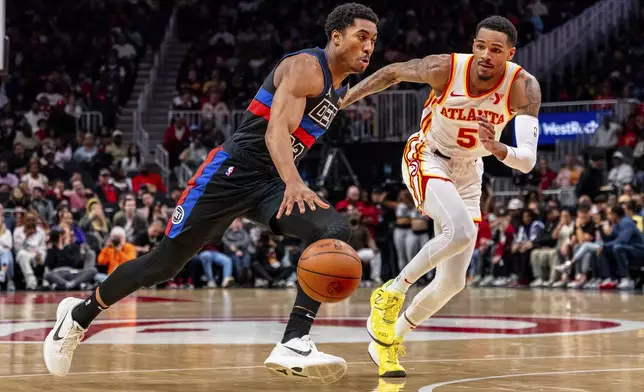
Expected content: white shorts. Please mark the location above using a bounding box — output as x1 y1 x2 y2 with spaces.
401 133 484 223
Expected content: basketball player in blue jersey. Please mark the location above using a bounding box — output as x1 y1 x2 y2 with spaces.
43 3 378 384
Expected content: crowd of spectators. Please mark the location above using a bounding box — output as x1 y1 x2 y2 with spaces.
3 0 171 130
2 0 644 293
161 0 598 173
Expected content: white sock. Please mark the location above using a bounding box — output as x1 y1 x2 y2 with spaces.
395 311 417 339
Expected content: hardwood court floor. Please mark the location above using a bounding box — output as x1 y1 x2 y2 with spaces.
2 287 644 391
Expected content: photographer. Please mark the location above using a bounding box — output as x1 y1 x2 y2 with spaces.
97 226 136 276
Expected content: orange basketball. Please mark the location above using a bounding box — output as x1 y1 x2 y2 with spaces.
297 239 362 303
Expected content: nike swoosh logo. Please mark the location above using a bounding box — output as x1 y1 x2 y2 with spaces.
284 346 312 356
52 310 70 341
450 92 465 97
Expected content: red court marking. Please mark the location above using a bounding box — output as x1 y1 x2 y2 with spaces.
139 328 210 333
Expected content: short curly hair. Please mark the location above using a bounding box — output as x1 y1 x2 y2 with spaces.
324 3 379 40
476 16 518 46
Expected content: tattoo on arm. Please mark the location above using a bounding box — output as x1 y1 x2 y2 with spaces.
515 75 541 117
341 55 446 109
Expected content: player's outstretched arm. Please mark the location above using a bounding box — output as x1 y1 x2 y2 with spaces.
479 70 541 174
340 54 451 109
265 54 329 218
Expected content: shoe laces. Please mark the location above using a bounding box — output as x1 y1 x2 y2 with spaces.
299 335 320 354
386 342 406 364
59 325 85 356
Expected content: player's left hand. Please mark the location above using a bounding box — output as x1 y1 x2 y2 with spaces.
277 180 330 219
477 115 495 149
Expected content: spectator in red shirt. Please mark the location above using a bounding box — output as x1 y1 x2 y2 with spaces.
163 116 190 167
94 168 120 206
335 185 365 212
538 159 557 190
132 164 167 194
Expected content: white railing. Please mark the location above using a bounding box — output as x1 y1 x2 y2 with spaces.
168 110 235 139
515 0 639 77
176 163 194 188
78 111 103 133
16 110 103 133
154 144 171 195
133 8 177 160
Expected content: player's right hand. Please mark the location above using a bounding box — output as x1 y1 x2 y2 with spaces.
277 180 329 219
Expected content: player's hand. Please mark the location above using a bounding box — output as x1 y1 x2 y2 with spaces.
477 115 495 149
277 180 329 219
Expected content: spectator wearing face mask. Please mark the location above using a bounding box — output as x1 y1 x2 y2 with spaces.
13 212 47 290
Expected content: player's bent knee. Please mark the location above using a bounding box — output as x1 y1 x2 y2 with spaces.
449 218 476 252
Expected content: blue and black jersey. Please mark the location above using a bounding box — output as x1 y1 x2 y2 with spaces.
224 47 348 169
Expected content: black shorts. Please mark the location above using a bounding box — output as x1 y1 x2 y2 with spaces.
164 146 286 244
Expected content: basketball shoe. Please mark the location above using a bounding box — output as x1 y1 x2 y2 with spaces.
264 335 347 384
367 338 406 377
43 297 86 376
367 280 405 347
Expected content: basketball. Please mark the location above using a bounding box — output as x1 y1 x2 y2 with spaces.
297 239 362 303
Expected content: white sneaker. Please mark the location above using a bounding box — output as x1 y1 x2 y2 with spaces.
43 297 86 376
617 278 635 290
530 278 544 288
264 335 347 384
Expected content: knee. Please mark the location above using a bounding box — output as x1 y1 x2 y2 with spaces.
306 214 351 244
440 275 467 298
448 218 476 252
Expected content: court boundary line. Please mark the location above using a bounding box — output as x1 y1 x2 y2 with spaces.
418 367 644 391
1 354 643 380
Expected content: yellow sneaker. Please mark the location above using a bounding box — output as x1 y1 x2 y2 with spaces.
367 280 405 346
368 338 407 378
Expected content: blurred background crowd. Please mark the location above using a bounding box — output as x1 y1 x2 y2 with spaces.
1 0 644 293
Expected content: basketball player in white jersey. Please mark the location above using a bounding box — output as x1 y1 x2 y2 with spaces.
340 16 540 377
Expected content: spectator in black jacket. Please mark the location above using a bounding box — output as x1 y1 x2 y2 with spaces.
576 153 605 200
529 207 560 287
44 224 97 290
252 232 295 288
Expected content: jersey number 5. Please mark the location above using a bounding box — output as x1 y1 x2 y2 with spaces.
456 128 478 149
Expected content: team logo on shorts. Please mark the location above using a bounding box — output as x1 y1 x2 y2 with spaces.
172 205 185 225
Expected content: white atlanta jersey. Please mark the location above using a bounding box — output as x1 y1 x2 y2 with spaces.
402 53 522 217
416 53 523 159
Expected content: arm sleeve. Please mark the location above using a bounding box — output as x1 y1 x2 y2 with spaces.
501 115 539 174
